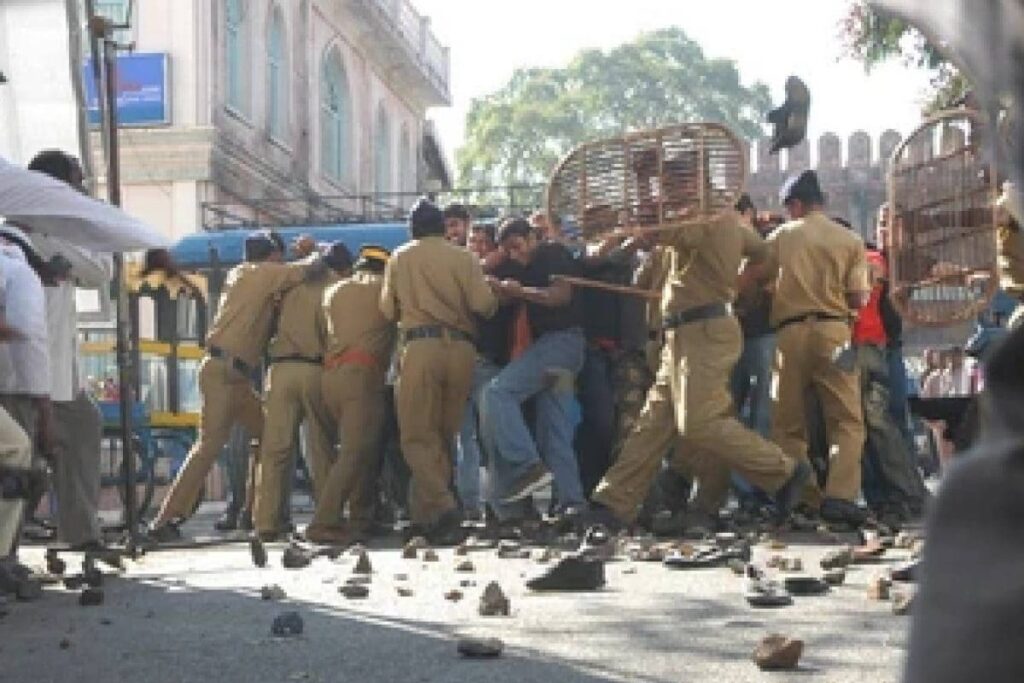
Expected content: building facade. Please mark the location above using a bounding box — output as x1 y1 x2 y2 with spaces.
91 0 451 240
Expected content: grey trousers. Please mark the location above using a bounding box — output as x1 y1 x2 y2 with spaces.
52 392 103 546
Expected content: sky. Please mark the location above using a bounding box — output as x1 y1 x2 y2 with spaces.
412 0 936 170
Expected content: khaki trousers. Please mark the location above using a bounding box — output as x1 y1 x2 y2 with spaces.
396 337 475 526
0 406 32 556
771 319 865 504
593 316 795 521
254 361 335 535
155 356 263 524
52 392 103 546
309 365 386 533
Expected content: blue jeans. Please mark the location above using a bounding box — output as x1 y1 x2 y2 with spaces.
886 346 914 447
729 333 775 437
729 334 776 505
455 358 500 513
482 329 586 508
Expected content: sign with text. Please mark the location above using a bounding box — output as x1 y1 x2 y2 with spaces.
84 52 170 127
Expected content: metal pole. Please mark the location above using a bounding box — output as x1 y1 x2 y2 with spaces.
98 24 139 555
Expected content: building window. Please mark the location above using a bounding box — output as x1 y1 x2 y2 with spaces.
399 123 412 195
267 7 288 140
225 0 249 114
374 102 392 196
320 47 351 183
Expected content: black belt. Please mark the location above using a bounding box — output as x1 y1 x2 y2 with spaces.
662 303 731 330
269 355 322 365
208 346 258 378
403 325 475 345
775 312 851 331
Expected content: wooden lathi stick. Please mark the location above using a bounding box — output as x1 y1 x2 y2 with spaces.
552 274 662 300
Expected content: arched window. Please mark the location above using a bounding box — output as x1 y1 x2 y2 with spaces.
320 47 351 182
374 102 392 196
267 7 288 139
225 0 249 113
399 123 412 194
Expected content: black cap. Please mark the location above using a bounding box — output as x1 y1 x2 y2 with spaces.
244 230 284 262
409 197 445 237
779 170 824 205
323 242 354 272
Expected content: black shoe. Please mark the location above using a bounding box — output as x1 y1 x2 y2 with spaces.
663 542 751 569
425 509 467 547
526 555 605 592
213 508 239 532
774 460 812 523
146 520 182 544
582 502 624 533
820 498 868 528
501 462 553 504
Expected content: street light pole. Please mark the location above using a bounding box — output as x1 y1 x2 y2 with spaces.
90 10 139 556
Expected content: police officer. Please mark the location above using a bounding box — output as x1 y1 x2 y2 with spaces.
252 240 350 540
305 245 396 545
591 203 810 528
765 170 871 527
148 231 326 541
380 199 498 545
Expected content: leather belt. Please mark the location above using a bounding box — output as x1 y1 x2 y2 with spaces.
208 346 258 379
403 325 475 345
662 302 731 330
776 312 851 331
269 354 322 365
324 349 379 370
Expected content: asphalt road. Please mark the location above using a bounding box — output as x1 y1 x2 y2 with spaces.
2 511 915 683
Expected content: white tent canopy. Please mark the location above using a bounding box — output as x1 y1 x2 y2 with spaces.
0 155 169 252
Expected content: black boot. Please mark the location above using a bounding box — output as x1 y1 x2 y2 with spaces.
213 507 240 532
526 555 605 591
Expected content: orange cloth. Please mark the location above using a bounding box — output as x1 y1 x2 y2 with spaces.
509 303 532 360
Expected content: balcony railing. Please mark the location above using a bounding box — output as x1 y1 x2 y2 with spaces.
364 0 450 103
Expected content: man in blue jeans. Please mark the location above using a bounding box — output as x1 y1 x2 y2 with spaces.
483 218 586 510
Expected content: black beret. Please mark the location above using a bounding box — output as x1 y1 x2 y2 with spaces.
409 197 445 235
779 170 824 205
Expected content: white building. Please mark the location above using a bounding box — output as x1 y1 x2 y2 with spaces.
3 0 452 241
99 0 451 239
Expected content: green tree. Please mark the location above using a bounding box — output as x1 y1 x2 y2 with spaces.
842 1 968 113
457 27 771 187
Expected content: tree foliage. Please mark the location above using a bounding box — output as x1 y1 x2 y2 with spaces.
841 1 968 113
457 27 771 187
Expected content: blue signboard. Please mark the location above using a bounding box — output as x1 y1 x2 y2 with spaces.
84 52 170 126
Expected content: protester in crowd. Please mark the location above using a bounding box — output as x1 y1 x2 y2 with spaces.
853 244 928 524
483 218 586 516
443 203 471 247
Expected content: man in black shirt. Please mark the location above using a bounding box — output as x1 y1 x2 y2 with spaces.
482 218 586 509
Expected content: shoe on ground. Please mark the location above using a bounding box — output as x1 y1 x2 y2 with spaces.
501 462 553 504
820 498 868 528
146 520 182 544
526 555 605 592
783 575 830 596
890 559 920 583
774 460 812 524
303 525 353 546
213 508 240 532
663 542 751 570
582 503 624 533
744 568 793 607
425 509 467 547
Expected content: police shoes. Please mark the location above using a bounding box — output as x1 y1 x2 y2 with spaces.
526 555 606 592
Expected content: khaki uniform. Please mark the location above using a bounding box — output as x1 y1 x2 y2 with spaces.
253 277 338 535
766 210 870 504
0 406 31 556
997 223 1024 329
155 258 319 525
380 236 497 526
308 270 395 535
593 212 797 521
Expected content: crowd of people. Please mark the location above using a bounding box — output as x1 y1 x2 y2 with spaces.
2 150 1022 598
